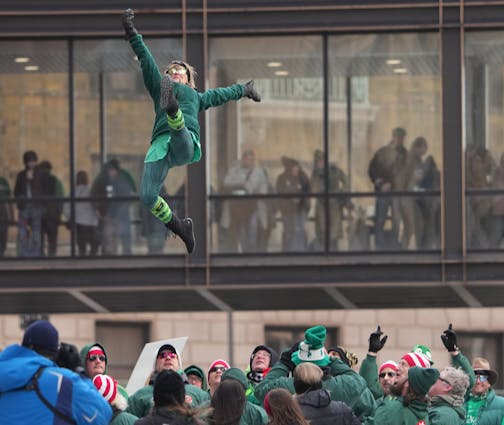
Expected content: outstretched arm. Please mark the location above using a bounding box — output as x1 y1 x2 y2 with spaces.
199 80 261 111
122 9 162 101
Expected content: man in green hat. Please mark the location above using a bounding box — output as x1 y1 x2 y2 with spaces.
369 366 439 425
255 325 376 422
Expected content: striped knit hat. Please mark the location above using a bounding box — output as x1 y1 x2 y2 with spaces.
379 360 398 375
401 352 430 368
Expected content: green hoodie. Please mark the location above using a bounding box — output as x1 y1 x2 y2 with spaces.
184 365 208 391
80 342 129 400
222 368 268 425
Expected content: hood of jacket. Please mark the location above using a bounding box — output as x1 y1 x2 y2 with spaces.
0 344 54 392
184 364 208 391
79 342 108 376
296 388 332 409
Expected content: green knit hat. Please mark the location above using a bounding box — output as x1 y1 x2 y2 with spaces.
408 366 439 396
222 367 248 390
412 344 434 365
291 325 330 367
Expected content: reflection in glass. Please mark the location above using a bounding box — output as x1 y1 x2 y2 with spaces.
465 32 504 249
329 33 441 251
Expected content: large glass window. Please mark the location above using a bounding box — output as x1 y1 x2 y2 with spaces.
465 32 504 250
207 33 441 254
0 41 69 258
72 38 185 256
328 33 442 252
208 36 324 254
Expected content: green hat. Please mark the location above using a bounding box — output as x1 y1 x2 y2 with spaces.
291 325 330 367
412 344 434 365
392 127 406 137
222 367 248 390
408 366 439 396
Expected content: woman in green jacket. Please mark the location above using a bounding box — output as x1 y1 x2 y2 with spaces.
121 9 261 253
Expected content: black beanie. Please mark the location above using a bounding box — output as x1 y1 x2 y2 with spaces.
249 345 279 370
154 370 185 407
22 320 59 355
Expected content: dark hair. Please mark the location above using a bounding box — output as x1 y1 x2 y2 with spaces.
210 380 245 425
402 382 426 406
265 389 310 425
23 150 38 165
76 170 89 185
154 370 186 407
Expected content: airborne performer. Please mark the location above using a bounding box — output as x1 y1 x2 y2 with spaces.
121 9 261 253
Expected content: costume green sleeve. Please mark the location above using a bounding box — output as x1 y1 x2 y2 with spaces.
359 354 383 400
450 351 475 400
198 85 245 111
111 411 138 425
185 383 210 406
128 34 162 102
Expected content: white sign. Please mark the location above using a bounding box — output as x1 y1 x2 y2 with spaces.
125 337 188 396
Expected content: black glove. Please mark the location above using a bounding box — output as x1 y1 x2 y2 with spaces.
368 325 388 353
56 342 84 373
280 341 299 371
441 323 459 352
243 80 261 102
122 8 138 39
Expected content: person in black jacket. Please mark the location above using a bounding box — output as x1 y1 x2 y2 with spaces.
293 362 360 425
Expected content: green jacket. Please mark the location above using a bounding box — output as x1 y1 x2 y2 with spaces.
465 389 504 425
359 353 383 400
255 360 376 422
128 34 245 164
126 382 210 418
450 352 476 402
110 409 138 425
241 401 269 425
369 396 430 425
429 397 465 425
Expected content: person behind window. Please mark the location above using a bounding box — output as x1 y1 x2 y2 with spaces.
220 149 272 253
37 160 64 257
0 174 14 257
397 137 428 250
368 127 408 250
276 156 311 252
14 150 50 257
310 149 351 251
121 8 261 254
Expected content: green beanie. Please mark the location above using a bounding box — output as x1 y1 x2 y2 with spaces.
408 366 439 396
222 367 248 390
412 344 434 365
291 325 330 367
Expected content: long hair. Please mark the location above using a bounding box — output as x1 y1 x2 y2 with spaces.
210 380 245 425
264 389 310 425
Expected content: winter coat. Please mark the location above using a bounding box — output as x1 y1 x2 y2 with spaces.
296 388 361 425
135 406 201 425
465 389 504 425
450 351 475 401
369 396 430 425
359 354 383 400
14 166 52 211
255 360 376 422
428 397 465 425
368 142 408 191
127 382 210 418
110 407 138 425
0 344 112 425
128 34 245 164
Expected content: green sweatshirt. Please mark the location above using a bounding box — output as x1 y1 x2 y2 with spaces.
128 34 246 164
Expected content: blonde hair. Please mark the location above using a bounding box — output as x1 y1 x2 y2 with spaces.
166 60 197 89
293 362 323 386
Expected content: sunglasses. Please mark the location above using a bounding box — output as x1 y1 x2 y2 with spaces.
379 371 396 378
167 67 187 76
209 366 228 373
158 351 177 360
476 374 489 383
87 355 106 362
252 351 272 359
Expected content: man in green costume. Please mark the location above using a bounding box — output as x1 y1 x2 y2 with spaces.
121 9 261 253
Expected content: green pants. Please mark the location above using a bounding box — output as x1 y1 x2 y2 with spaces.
140 127 195 209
